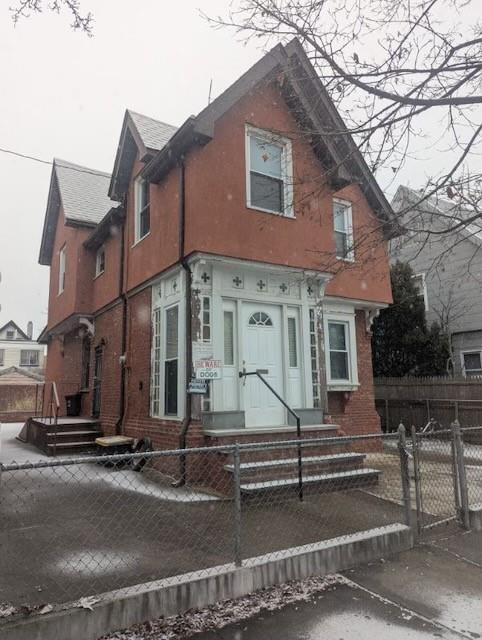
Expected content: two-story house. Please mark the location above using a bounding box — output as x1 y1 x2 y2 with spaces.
391 185 482 376
0 320 45 374
38 40 396 459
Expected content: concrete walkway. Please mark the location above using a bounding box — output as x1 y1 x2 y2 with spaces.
195 531 482 640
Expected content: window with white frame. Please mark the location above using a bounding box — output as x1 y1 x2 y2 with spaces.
309 308 321 408
95 246 105 277
412 273 428 311
287 316 298 368
333 200 354 261
224 310 235 366
6 329 15 340
58 245 66 294
462 351 482 377
164 305 179 416
151 307 162 416
20 350 39 367
246 126 293 216
201 297 211 342
327 321 350 381
134 177 150 242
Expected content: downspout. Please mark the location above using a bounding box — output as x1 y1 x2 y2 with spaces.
115 205 127 435
174 158 192 486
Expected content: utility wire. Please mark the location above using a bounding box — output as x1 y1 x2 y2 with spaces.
0 145 110 177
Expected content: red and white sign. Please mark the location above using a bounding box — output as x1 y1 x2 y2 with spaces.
194 359 223 380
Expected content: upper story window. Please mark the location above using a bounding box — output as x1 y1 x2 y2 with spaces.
134 177 150 243
462 351 482 377
412 273 428 311
95 246 105 277
58 245 66 295
6 329 15 340
20 350 39 367
333 200 354 261
246 126 293 217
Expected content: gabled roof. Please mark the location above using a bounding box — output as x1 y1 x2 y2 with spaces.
0 366 44 384
39 159 113 265
128 111 178 152
109 110 178 200
0 320 29 340
392 185 482 247
139 38 397 237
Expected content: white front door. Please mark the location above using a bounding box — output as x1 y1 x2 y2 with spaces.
242 303 285 427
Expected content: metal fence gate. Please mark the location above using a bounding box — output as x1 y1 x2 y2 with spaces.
398 422 480 536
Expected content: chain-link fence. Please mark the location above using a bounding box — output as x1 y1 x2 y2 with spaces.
1 426 481 610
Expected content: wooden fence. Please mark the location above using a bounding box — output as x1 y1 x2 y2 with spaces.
374 376 482 432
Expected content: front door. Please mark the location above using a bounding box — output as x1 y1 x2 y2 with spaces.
92 346 103 418
242 303 285 427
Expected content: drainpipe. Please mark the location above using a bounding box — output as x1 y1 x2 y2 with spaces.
115 205 127 435
173 158 192 486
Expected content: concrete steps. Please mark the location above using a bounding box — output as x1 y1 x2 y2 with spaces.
225 452 367 482
240 468 381 494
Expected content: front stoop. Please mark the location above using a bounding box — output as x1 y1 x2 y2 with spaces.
19 417 103 456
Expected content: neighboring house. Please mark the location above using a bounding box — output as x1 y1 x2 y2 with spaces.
38 39 396 451
0 321 45 375
391 185 482 377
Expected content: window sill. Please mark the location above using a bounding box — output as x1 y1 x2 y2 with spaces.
328 382 360 392
246 204 295 219
336 255 355 263
132 231 151 248
150 414 183 423
94 270 105 280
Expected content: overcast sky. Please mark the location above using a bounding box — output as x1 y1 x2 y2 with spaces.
0 1 478 338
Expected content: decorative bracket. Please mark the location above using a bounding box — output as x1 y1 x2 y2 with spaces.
79 317 95 338
365 308 381 333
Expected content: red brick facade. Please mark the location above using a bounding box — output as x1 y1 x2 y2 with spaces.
40 45 392 451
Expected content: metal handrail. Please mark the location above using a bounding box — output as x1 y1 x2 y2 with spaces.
239 368 303 501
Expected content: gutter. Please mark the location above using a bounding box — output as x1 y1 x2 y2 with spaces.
173 158 193 487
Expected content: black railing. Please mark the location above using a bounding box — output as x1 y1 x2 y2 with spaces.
238 368 303 501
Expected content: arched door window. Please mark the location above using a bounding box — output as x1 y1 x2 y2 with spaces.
248 311 273 327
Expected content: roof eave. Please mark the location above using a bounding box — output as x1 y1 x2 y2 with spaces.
84 206 125 250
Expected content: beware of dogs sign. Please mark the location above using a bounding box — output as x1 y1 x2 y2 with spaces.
194 359 223 380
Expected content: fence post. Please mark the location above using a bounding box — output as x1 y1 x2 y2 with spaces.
398 423 413 530
451 420 470 529
233 444 242 567
410 425 423 536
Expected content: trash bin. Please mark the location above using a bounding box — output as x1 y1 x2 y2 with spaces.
65 393 82 417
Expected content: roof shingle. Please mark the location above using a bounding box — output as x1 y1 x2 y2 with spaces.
54 158 113 226
127 110 178 152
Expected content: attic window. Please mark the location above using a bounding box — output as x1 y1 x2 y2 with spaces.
333 200 354 261
58 245 66 295
95 246 105 277
246 126 293 217
134 177 150 243
6 329 15 340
